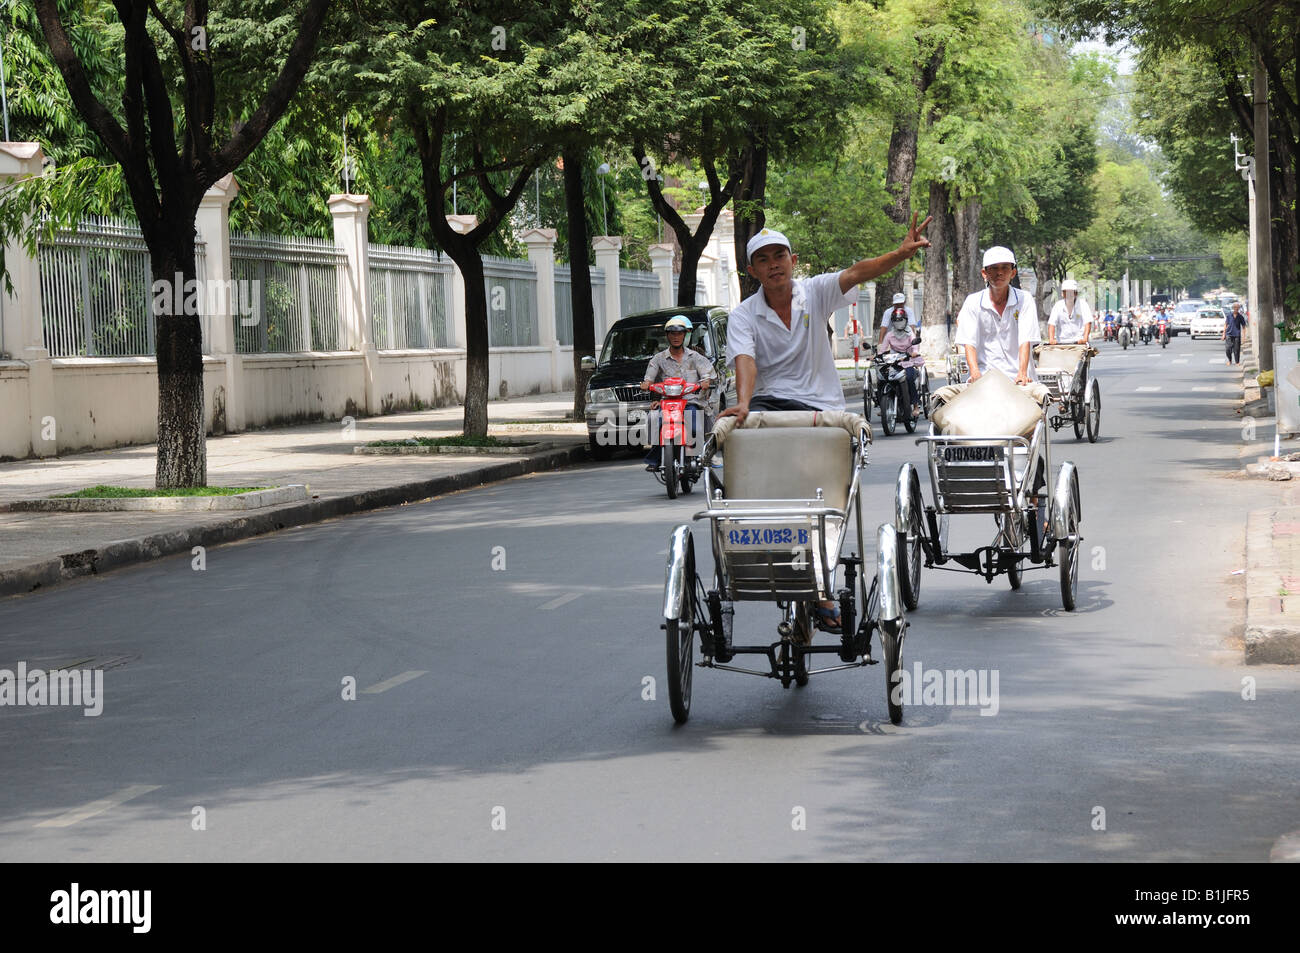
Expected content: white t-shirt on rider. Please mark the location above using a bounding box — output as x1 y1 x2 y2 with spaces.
1048 297 1093 342
953 287 1040 380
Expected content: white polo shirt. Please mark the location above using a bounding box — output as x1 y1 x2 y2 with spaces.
727 272 853 411
953 287 1040 379
1048 297 1093 342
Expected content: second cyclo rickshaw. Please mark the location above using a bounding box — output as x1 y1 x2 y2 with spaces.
1034 343 1100 443
661 410 911 725
891 368 1084 613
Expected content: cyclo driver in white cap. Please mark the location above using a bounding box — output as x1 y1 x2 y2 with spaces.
720 213 931 427
1047 278 1092 345
953 245 1040 384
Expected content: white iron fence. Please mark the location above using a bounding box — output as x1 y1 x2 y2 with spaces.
554 264 608 347
483 255 538 347
37 216 208 357
230 233 344 353
619 268 661 318
369 243 452 349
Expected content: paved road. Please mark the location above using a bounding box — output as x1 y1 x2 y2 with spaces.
2 336 1298 861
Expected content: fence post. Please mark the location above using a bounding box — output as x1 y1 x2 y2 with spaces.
0 143 56 457
592 236 622 341
445 215 478 353
520 227 559 391
329 192 375 414
196 173 243 432
649 243 674 308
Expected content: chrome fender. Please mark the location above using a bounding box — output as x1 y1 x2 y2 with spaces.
876 523 904 623
1051 461 1080 541
663 525 694 621
1084 376 1099 409
894 462 919 538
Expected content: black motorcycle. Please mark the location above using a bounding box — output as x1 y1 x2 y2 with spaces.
865 349 919 436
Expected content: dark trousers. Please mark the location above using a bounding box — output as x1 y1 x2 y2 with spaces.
1225 336 1242 364
749 395 823 412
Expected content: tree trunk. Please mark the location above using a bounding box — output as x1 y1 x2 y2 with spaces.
951 198 982 307
563 146 596 420
677 236 711 306
921 179 951 365
1033 254 1053 323
732 135 768 301
151 228 206 488
457 253 491 437
880 117 921 312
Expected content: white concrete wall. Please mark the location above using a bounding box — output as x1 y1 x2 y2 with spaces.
0 362 31 459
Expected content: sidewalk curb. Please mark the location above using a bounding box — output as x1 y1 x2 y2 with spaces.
0 444 586 601
1244 508 1300 664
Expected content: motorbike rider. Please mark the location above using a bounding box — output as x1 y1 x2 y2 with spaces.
640 315 715 470
880 310 925 418
878 291 919 346
1047 278 1093 345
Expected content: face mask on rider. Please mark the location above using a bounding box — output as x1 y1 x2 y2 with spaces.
891 321 908 334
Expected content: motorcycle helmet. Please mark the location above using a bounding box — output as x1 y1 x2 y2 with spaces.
663 315 693 332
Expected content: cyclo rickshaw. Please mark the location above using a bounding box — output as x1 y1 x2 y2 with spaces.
661 410 910 725
1034 343 1100 443
891 368 1083 613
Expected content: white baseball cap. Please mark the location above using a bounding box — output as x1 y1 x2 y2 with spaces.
1060 278 1079 292
892 292 906 305
982 245 1016 268
746 228 791 260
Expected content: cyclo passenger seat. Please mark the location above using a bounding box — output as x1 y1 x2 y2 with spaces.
708 410 868 601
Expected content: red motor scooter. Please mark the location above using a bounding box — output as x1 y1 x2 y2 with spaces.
646 377 707 499
1156 315 1169 347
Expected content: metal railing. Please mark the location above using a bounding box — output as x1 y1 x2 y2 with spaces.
620 268 661 318
37 216 208 357
368 243 452 349
230 232 344 353
483 255 538 347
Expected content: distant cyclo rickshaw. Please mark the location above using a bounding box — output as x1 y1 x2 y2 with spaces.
892 369 1084 613
1034 344 1100 443
661 410 912 725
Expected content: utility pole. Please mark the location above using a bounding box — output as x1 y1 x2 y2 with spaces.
1232 133 1258 348
1254 45 1276 373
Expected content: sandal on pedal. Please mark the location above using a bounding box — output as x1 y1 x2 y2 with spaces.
814 605 842 634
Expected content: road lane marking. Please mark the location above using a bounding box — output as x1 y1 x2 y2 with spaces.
1208 358 1225 364
538 592 582 610
35 784 160 828
1172 358 1189 365
362 670 426 694
1136 386 1162 392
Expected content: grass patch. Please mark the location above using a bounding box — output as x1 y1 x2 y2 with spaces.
366 434 506 448
53 485 267 498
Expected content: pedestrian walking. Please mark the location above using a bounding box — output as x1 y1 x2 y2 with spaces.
1223 301 1248 365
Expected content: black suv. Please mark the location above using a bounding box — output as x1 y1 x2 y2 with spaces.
581 306 736 459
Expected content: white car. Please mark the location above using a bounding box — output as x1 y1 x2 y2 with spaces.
1169 300 1203 336
1190 307 1226 339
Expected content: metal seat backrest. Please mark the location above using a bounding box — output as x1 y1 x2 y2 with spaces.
723 428 851 510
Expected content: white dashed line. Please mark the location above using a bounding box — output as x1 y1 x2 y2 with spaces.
1172 359 1189 365
362 670 427 694
1192 386 1214 392
538 592 582 610
35 784 161 828
1136 386 1162 392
